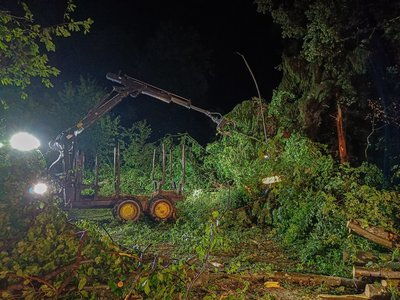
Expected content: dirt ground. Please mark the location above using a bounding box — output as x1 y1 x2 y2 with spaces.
71 209 362 300
188 236 350 299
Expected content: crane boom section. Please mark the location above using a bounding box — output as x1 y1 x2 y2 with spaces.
50 73 223 152
106 73 223 125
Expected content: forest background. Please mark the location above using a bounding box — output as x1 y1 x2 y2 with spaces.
1 0 400 299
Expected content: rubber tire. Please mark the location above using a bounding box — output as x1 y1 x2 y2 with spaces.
148 197 175 221
113 198 142 222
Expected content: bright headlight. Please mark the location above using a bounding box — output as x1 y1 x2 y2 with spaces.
10 132 40 151
33 183 48 195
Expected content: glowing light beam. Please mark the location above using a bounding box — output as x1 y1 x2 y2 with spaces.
10 132 40 151
33 183 48 195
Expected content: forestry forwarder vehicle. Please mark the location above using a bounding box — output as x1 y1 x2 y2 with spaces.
48 73 223 222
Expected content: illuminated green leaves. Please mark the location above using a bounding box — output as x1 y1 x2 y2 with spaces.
78 276 87 290
0 1 93 97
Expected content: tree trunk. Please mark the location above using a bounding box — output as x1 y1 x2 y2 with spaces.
336 103 348 163
364 283 389 299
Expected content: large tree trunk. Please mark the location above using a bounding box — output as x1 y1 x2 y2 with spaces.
336 103 348 163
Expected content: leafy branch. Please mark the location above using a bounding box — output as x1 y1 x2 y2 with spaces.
0 1 93 96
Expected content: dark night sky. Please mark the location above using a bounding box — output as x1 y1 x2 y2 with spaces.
50 0 283 144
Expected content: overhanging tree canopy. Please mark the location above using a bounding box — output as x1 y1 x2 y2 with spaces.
256 0 400 168
0 1 92 99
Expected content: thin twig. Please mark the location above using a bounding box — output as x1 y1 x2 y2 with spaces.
365 120 387 160
113 251 142 262
236 52 261 99
100 223 115 243
236 52 268 144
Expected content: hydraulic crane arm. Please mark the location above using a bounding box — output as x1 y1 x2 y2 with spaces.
106 73 223 126
47 72 225 205
49 73 223 155
68 73 222 140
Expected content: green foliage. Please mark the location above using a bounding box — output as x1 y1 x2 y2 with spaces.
261 134 399 274
0 1 93 94
134 261 187 299
6 0 400 297
1 145 214 299
192 210 224 263
0 145 46 244
0 146 137 298
70 92 400 280
94 124 212 195
256 0 400 163
206 99 272 198
267 89 299 131
204 98 400 275
56 77 120 164
69 194 236 299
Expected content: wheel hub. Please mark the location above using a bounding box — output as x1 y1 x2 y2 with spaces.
154 201 172 219
119 202 138 220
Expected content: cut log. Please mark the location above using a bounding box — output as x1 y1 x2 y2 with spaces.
318 283 389 300
318 295 368 299
347 220 400 249
197 271 365 290
353 266 400 279
258 272 365 290
364 283 389 299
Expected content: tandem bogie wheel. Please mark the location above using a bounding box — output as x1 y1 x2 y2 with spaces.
149 197 175 221
113 198 142 222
